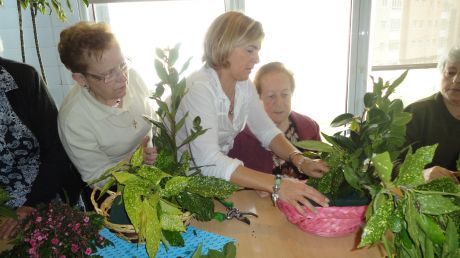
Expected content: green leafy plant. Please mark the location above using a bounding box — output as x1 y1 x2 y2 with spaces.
2 201 111 258
296 71 460 257
297 70 411 201
93 44 240 258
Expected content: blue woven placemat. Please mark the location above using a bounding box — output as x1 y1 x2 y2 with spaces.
95 226 235 257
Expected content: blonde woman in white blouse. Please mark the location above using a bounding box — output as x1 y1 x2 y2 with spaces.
176 12 330 214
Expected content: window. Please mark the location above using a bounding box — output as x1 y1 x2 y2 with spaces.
92 1 224 95
245 0 352 134
368 0 460 106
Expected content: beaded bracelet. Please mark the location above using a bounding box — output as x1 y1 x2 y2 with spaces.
271 174 282 207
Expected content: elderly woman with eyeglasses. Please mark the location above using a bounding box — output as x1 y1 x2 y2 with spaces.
404 45 460 182
57 22 156 188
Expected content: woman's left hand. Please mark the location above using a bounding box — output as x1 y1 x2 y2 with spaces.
142 136 157 165
299 158 329 178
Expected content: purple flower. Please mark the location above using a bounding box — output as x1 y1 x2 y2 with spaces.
83 216 90 223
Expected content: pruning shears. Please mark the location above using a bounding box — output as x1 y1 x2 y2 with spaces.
218 199 258 225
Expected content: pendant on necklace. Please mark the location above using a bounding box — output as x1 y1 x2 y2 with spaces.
133 119 137 129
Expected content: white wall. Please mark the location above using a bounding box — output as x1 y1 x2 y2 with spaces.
0 0 88 106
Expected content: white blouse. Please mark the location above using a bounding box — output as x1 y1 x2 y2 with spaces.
58 70 153 185
176 66 281 180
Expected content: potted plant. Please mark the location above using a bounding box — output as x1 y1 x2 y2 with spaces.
293 71 460 257
92 44 240 258
2 201 111 258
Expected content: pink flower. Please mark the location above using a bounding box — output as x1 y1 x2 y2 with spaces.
85 248 92 255
71 243 78 253
35 217 42 223
83 216 90 223
51 238 59 245
59 256 66 258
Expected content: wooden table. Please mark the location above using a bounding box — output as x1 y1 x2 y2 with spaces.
192 190 384 258
0 190 385 257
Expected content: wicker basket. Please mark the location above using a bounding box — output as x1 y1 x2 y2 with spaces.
277 199 367 237
91 188 193 243
91 188 140 242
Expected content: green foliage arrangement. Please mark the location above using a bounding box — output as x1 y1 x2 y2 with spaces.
94 44 240 258
297 71 460 257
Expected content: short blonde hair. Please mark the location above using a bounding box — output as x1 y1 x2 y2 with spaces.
203 11 264 69
253 62 295 95
58 22 117 73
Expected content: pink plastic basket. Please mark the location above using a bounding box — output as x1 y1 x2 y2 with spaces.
277 200 367 237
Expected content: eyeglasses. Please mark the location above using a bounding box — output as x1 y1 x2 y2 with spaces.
83 59 130 84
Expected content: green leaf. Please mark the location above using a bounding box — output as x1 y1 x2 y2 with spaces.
359 193 393 247
186 176 241 198
169 43 180 66
415 213 445 244
388 99 404 113
385 70 408 98
162 176 190 197
123 183 145 233
368 108 388 124
223 242 237 258
294 140 333 153
179 57 193 75
177 192 214 221
423 238 434 258
343 166 361 191
113 172 141 185
159 212 186 232
457 154 460 171
136 165 171 185
143 197 162 258
330 134 357 152
391 112 412 126
330 113 355 127
0 206 17 219
443 217 459 257
162 230 184 247
405 194 420 250
416 194 460 215
155 59 169 83
364 92 377 108
192 243 204 258
156 48 166 60
371 152 393 183
416 177 459 193
130 145 143 167
395 144 438 187
155 150 177 173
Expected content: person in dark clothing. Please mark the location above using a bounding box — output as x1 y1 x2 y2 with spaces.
404 45 460 182
0 57 83 239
